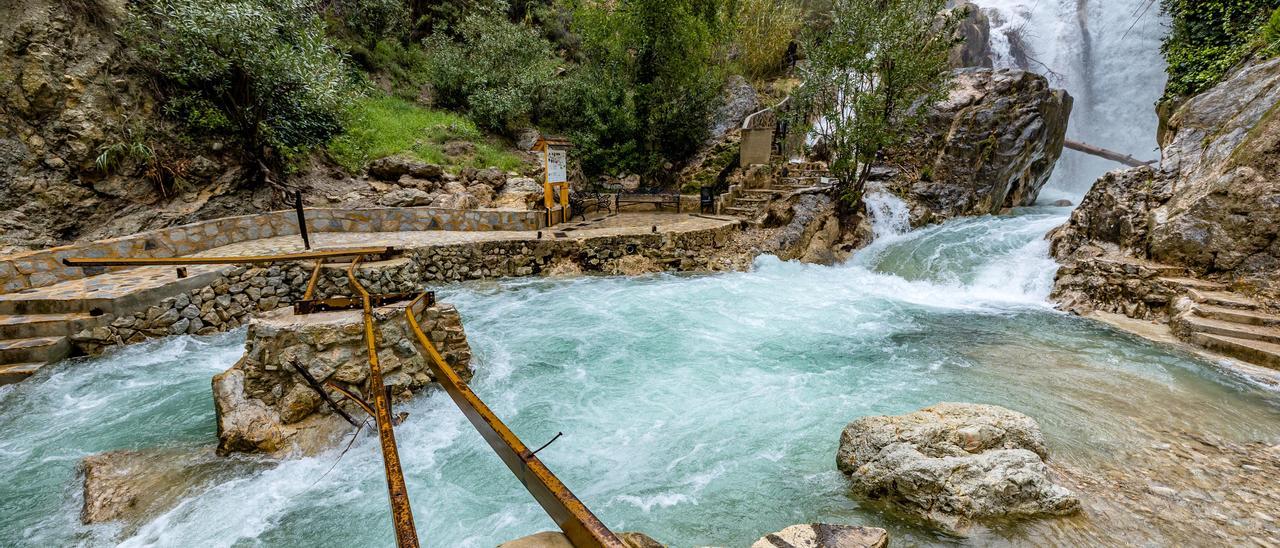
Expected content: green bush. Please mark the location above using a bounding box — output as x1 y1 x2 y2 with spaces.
337 0 409 47
327 96 524 173
560 0 727 180
125 0 358 181
422 8 562 134
1160 0 1280 101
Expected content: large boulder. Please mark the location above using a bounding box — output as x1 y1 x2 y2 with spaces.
751 524 888 548
79 448 247 527
883 68 1072 225
1051 56 1280 302
493 176 544 210
836 403 1080 535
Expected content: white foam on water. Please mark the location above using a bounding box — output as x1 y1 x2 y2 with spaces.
862 185 913 241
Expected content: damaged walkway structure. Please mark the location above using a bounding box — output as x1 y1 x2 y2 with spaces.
44 233 677 545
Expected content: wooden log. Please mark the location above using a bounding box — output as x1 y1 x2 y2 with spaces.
1064 139 1155 168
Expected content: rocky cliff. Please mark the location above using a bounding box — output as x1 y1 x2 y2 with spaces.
1051 56 1280 307
878 68 1072 226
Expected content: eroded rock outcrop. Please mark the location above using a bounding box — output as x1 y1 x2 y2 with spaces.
751 524 888 548
1051 57 1280 311
882 68 1072 225
836 403 1079 535
79 447 252 527
212 300 471 456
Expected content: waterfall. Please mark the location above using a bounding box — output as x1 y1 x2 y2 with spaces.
862 185 912 240
975 0 1168 200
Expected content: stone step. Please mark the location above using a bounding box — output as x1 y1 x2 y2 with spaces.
1181 314 1280 345
0 336 70 365
743 189 779 195
0 312 105 339
1190 333 1280 370
725 207 761 216
0 362 45 385
1188 288 1260 310
1194 304 1280 327
734 197 770 203
1158 276 1228 291
0 265 225 316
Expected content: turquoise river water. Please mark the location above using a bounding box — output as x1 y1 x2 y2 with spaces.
1 206 1278 547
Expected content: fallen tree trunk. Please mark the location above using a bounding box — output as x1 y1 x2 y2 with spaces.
1064 139 1155 168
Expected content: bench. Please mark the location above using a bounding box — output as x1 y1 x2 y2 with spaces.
616 187 681 213
568 190 614 220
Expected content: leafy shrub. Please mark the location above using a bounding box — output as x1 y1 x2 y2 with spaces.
422 8 562 134
1160 0 1280 101
125 0 358 182
731 0 803 80
337 0 410 47
561 0 727 179
328 96 524 172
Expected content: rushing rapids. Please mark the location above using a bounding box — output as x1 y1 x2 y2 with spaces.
2 206 1279 546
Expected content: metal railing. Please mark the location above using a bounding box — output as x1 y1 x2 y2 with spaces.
404 292 625 548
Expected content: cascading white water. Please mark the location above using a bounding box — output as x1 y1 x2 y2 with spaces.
861 184 913 240
974 0 1168 200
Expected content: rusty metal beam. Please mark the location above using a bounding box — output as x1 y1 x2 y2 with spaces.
404 292 624 548
293 293 415 315
302 258 325 302
62 246 397 267
349 256 420 548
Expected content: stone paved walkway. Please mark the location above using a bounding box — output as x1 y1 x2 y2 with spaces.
0 213 734 305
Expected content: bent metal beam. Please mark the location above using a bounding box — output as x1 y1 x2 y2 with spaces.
61 246 398 267
405 291 625 548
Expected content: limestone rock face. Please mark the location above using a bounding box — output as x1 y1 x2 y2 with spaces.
708 75 759 143
885 68 1072 225
1051 56 1280 303
751 524 888 548
212 301 472 456
949 2 993 69
836 403 1079 535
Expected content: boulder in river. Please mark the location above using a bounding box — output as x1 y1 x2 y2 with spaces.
751 523 888 548
882 68 1072 225
79 447 252 527
836 402 1080 535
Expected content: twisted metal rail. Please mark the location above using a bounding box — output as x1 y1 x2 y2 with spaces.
348 255 420 547
404 291 624 548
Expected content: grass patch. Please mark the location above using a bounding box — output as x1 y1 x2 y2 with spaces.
327 95 526 174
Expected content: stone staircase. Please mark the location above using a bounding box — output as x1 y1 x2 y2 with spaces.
719 162 834 221
1165 277 1280 370
0 265 226 384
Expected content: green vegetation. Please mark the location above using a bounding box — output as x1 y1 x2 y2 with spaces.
1160 0 1280 101
123 0 820 185
731 0 803 80
423 8 561 134
327 96 524 172
125 0 358 185
791 0 959 206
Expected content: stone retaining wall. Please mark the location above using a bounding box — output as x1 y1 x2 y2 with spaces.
70 222 740 354
1 206 545 294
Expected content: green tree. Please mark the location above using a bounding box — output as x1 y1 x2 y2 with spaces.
565 0 727 179
1160 0 1279 101
422 6 563 134
126 0 357 186
791 0 959 207
337 0 410 49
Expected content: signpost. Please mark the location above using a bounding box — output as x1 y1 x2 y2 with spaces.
532 135 573 226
